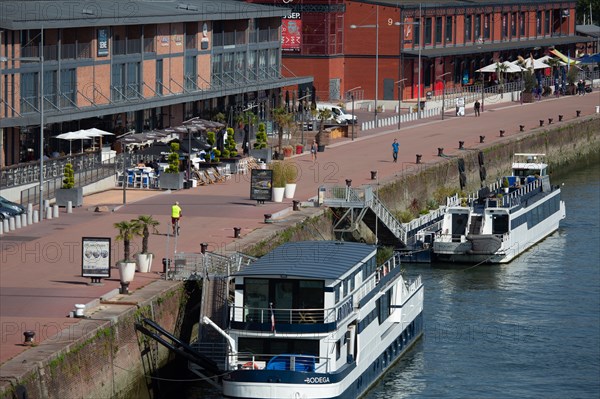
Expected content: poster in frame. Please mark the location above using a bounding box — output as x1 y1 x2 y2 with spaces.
82 237 111 282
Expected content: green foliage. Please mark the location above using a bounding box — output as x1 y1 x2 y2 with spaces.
166 142 180 173
225 127 237 157
395 210 415 223
114 220 142 261
213 112 226 123
522 70 537 92
376 246 394 266
254 123 268 149
566 66 579 85
134 215 160 254
206 131 216 146
426 199 438 210
432 186 460 205
270 161 286 187
316 108 332 145
62 163 75 189
213 148 221 163
283 161 298 184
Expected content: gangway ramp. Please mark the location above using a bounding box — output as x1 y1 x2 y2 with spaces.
321 185 453 248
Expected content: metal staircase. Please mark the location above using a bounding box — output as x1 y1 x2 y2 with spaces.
323 185 453 248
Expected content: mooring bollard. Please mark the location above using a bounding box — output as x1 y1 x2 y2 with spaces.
292 200 300 211
519 125 525 132
499 130 505 137
416 154 422 164
33 210 39 224
23 331 35 345
67 201 73 214
370 170 377 180
558 114 563 122
479 135 485 143
233 227 241 238
119 282 130 295
345 179 352 187
539 120 544 127
548 118 553 125
437 148 444 157
576 110 581 117
458 141 465 150
264 213 273 224
53 205 59 218
200 242 208 253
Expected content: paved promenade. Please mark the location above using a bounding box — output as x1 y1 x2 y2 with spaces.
1 93 598 365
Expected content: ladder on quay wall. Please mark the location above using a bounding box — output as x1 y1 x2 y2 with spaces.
322 185 451 247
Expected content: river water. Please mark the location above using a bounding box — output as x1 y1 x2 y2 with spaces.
167 157 600 398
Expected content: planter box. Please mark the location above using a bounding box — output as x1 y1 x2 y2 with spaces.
249 148 272 163
159 173 184 190
521 92 534 103
195 161 222 169
317 145 326 152
55 187 83 207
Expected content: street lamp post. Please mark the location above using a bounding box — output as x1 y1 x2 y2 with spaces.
297 94 310 147
347 86 361 140
394 79 407 129
350 5 379 123
436 72 451 120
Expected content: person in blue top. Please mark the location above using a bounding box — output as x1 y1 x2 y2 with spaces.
392 139 399 163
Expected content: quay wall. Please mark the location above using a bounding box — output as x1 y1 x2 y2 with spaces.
0 280 200 399
1 116 597 398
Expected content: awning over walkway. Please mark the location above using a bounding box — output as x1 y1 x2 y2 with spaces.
402 36 596 59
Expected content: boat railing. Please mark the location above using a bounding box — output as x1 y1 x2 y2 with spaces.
354 254 401 305
228 352 331 373
230 305 336 325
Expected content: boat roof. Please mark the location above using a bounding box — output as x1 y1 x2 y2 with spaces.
235 241 376 280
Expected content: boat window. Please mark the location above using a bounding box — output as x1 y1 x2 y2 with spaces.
298 280 324 310
334 283 340 303
451 213 469 235
244 279 269 321
336 339 341 360
238 338 319 360
377 290 392 324
492 214 509 234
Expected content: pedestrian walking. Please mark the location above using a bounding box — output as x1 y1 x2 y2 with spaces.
392 139 399 163
310 140 318 162
474 100 481 117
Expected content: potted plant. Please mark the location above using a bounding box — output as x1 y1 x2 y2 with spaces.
159 142 185 189
56 163 83 207
315 108 331 152
502 177 510 194
282 145 294 158
521 68 537 103
221 128 241 172
283 161 298 199
114 220 142 286
295 143 304 154
566 67 578 95
134 215 160 273
249 122 272 162
270 161 286 202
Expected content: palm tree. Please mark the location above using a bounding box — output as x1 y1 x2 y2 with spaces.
315 108 332 147
114 220 142 261
135 215 160 254
272 106 294 154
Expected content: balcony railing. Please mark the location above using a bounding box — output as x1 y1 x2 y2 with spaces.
60 43 92 59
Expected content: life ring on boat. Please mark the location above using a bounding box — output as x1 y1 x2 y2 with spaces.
242 361 259 370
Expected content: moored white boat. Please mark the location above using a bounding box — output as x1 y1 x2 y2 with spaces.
433 153 566 263
202 241 423 399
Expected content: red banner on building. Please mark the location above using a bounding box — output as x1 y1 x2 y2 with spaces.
282 18 301 52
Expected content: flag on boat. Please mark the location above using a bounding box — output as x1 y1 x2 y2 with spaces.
270 303 276 333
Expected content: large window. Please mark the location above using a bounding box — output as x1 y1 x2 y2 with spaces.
184 55 197 90
59 69 76 108
520 12 526 36
43 70 56 110
484 14 491 39
238 338 319 359
502 13 509 39
20 72 38 114
475 15 481 41
424 17 432 45
544 11 551 35
111 62 140 102
537 11 542 35
435 17 442 43
414 18 420 46
445 16 453 42
511 13 517 37
464 15 472 42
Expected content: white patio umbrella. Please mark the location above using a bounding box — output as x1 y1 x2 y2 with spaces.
85 127 115 149
536 55 566 66
476 61 525 74
55 130 91 155
512 57 549 70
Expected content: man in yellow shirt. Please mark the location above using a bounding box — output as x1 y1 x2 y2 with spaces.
171 201 182 235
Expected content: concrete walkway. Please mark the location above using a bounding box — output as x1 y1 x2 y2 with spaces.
1 92 599 365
